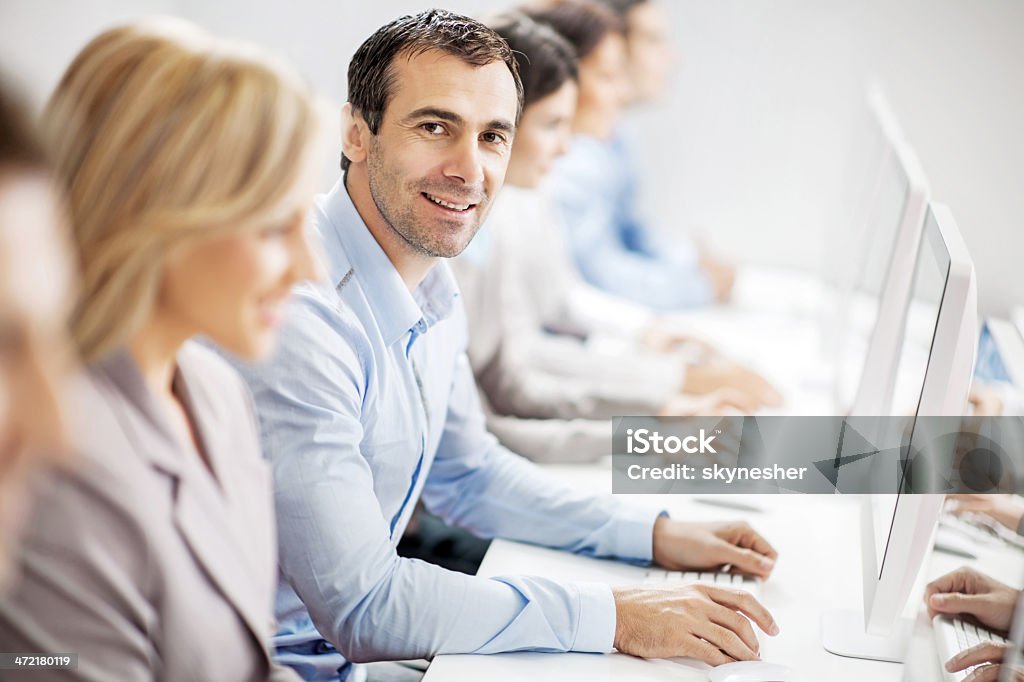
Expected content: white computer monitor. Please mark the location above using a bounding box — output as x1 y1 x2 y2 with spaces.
822 203 978 662
842 92 931 416
820 83 891 297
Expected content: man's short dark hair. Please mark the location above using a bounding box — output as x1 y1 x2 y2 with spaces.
521 0 624 63
342 9 524 171
487 12 578 109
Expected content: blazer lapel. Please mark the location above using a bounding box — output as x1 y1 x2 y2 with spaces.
172 349 276 652
95 348 274 658
172 466 273 650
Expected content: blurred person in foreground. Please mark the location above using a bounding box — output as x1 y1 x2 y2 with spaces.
0 19 324 681
0 79 76 592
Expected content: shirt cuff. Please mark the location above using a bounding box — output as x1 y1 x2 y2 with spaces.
612 505 664 563
571 581 617 653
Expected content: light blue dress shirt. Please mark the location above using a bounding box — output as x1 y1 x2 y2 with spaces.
547 131 714 310
232 178 661 680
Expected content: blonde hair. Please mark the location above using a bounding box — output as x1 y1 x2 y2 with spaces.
43 18 319 363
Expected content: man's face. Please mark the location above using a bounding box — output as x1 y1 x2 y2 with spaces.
364 50 519 258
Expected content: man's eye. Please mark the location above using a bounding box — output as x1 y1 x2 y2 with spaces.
421 123 446 135
482 132 508 145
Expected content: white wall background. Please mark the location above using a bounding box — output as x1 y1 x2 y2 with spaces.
2 0 1021 317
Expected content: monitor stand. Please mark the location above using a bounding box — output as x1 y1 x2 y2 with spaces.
821 609 914 662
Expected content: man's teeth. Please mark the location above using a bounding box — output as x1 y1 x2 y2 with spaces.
425 193 471 211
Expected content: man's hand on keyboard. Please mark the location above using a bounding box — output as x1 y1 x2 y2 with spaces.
651 517 777 578
926 567 1018 633
611 583 779 664
945 640 1022 681
948 493 1024 535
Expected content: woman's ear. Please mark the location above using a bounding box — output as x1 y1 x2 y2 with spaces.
341 103 369 166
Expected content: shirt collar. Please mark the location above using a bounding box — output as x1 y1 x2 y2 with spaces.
315 176 460 348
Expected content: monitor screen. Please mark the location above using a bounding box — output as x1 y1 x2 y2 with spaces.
838 146 913 407
890 215 951 417
875 213 950 579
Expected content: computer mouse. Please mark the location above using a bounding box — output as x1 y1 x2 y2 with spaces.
707 660 796 682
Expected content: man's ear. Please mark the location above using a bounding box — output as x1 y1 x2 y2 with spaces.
341 102 369 165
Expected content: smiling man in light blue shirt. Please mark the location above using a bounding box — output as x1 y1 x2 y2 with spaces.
234 10 780 681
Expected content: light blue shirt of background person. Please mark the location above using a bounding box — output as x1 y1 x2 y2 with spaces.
547 130 713 310
229 177 662 681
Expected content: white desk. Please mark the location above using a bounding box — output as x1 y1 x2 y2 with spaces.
423 266 1020 680
423 462 1024 682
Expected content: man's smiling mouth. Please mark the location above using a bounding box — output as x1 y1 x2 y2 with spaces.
423 192 475 212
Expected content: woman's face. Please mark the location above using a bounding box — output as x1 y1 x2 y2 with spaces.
0 172 75 589
506 80 579 188
157 158 323 361
573 33 629 140
624 2 677 104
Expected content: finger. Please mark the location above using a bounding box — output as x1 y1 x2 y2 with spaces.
950 501 988 516
734 525 779 562
947 641 1007 672
688 637 734 666
929 591 985 617
964 664 1002 682
713 539 776 577
709 403 744 417
704 586 780 636
926 569 977 606
757 380 784 406
696 619 758 662
715 389 760 414
709 603 760 655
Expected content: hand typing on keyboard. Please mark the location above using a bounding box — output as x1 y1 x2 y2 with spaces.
926 566 1018 633
651 518 778 578
606 518 780 666
944 640 1022 681
947 493 1024 536
611 582 779 665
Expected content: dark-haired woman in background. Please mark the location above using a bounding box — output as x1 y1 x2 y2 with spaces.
452 6 763 464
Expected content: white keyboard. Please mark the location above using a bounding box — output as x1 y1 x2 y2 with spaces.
643 569 762 596
933 616 1008 681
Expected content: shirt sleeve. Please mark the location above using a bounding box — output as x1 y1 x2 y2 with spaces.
479 388 610 464
485 207 686 420
548 150 714 311
421 351 661 563
564 280 656 340
243 296 643 661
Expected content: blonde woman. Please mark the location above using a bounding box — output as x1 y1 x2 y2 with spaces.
0 79 75 592
0 20 322 681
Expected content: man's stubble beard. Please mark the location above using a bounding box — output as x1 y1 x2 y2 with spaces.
366 140 486 259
